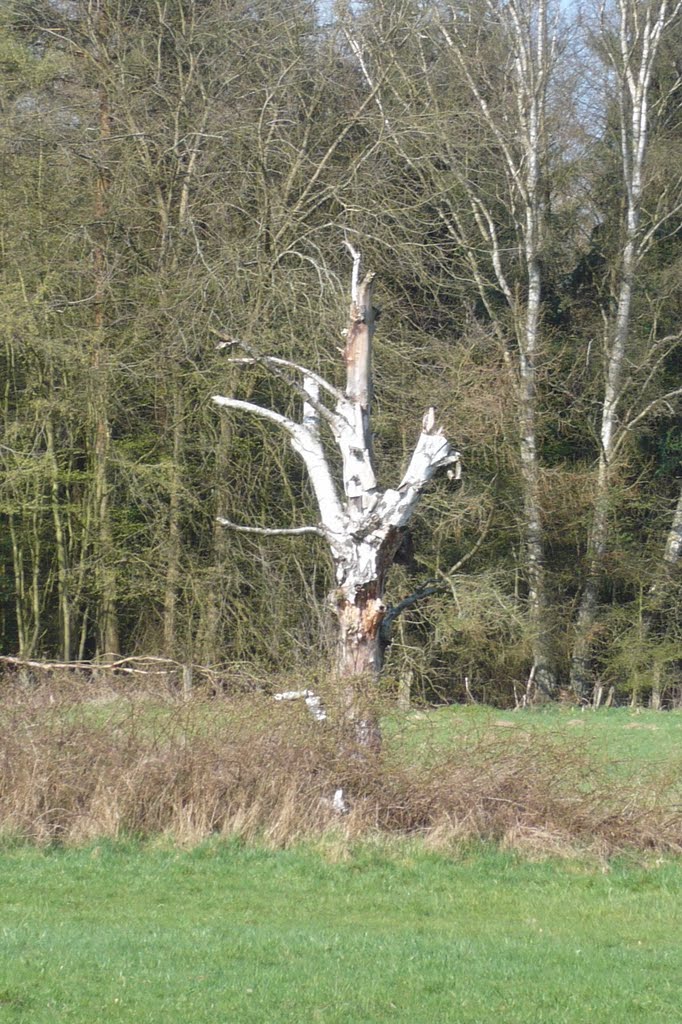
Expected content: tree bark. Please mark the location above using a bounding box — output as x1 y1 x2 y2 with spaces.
569 0 674 695
90 38 118 658
46 418 71 661
163 389 184 657
517 0 556 699
331 522 404 747
213 249 460 745
335 596 385 750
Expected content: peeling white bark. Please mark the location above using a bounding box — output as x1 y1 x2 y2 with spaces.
273 689 327 722
214 249 461 742
212 261 459 607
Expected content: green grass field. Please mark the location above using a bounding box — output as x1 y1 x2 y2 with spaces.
2 694 681 1022
392 704 682 774
1 841 681 1024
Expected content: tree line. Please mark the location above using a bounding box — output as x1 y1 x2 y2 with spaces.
1 0 680 706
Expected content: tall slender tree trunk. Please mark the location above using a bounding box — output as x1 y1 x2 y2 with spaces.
649 486 682 708
163 389 184 657
569 0 672 694
197 414 232 666
518 381 554 697
90 37 118 658
571 235 637 694
435 0 557 697
9 514 28 656
519 104 555 698
46 418 71 660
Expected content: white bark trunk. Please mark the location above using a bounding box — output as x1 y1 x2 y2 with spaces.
570 0 676 695
439 0 557 697
213 250 460 743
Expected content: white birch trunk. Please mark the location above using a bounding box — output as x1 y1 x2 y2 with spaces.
437 0 557 697
570 0 678 695
212 251 460 744
516 0 555 698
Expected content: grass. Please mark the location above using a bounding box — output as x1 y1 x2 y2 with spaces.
1 841 681 1023
390 703 682 779
1 677 680 852
1 683 681 1021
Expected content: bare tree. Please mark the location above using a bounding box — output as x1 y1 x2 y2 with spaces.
342 0 562 696
570 0 682 696
444 0 559 699
212 247 460 743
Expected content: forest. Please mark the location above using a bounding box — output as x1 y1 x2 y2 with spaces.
1 0 680 710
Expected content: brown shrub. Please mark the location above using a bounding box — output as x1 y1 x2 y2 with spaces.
0 680 679 855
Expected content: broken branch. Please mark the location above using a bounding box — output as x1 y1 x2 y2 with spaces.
217 517 325 537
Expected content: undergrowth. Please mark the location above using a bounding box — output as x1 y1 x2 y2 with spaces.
0 674 680 855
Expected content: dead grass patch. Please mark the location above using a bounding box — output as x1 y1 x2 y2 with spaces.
0 677 679 856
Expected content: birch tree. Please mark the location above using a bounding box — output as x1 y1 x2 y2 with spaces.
447 0 559 699
212 247 460 743
570 0 682 696
342 0 562 697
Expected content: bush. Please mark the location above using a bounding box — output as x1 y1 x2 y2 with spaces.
0 674 679 854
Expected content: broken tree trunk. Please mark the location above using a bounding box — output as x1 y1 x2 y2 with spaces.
212 246 460 745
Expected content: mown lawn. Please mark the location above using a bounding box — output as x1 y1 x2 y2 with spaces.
1 841 681 1024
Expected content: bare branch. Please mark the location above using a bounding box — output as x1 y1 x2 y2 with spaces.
612 386 682 456
216 517 325 538
213 330 346 437
211 395 299 435
211 396 345 538
381 585 442 635
0 654 176 676
224 356 345 404
381 507 492 635
343 27 389 127
439 19 528 203
343 240 362 304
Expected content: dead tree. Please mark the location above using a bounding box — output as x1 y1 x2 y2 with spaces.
212 247 460 744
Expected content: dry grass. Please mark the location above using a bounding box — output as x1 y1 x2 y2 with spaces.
0 674 680 855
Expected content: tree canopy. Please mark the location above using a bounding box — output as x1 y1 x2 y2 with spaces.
1 0 680 706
